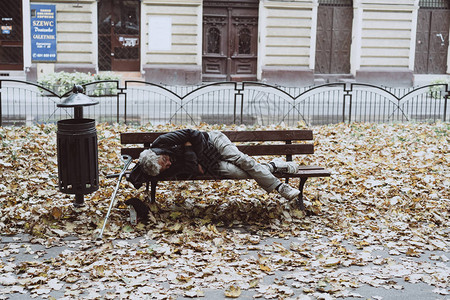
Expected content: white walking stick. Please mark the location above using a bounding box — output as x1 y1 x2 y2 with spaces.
96 155 132 240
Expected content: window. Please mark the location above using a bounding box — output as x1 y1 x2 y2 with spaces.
419 0 449 8
207 27 221 54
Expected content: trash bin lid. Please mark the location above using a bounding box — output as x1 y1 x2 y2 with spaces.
57 85 99 107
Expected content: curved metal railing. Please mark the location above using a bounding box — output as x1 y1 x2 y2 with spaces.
0 79 448 126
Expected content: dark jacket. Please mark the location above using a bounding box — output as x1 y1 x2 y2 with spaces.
151 129 222 176
127 129 222 188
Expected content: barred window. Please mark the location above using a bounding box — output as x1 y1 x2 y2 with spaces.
318 0 352 7
207 27 221 54
419 0 450 8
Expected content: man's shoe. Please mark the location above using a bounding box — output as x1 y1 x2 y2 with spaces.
125 197 149 223
277 183 300 200
271 158 299 174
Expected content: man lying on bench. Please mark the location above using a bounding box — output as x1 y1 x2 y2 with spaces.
127 129 301 216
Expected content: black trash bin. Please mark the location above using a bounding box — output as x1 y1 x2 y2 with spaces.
57 85 99 207
57 118 99 205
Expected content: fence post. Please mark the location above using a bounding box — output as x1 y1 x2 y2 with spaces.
444 84 449 122
234 83 244 124
344 83 353 123
119 87 124 124
0 80 2 126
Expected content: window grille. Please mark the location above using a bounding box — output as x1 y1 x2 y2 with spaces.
419 0 450 8
0 0 23 66
318 0 352 7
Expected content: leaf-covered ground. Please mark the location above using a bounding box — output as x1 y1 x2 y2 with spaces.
0 122 449 299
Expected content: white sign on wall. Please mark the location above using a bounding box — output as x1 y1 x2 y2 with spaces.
148 16 172 51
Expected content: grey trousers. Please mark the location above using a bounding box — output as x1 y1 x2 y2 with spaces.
208 131 281 193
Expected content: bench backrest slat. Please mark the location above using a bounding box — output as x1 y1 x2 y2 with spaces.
122 144 314 159
237 144 314 156
120 130 315 159
121 130 313 144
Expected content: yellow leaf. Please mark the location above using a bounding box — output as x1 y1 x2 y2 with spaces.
176 274 191 282
169 222 183 232
224 285 241 298
259 264 272 272
207 224 220 235
51 207 63 219
122 225 134 232
136 223 146 230
406 248 420 257
248 278 259 288
323 257 341 267
92 265 105 278
170 211 182 219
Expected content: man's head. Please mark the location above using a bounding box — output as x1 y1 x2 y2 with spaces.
139 149 172 176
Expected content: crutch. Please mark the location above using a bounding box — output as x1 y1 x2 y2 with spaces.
96 154 132 240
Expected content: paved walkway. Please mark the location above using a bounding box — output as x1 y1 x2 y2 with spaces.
1 232 448 300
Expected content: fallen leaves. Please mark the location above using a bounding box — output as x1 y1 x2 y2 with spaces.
0 122 449 299
224 285 241 298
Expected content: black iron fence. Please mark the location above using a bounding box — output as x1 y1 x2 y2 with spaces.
0 79 448 126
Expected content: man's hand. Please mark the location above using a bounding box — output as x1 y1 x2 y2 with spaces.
198 164 204 174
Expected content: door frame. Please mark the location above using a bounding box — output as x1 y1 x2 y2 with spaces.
314 0 353 75
97 0 140 72
202 0 259 82
0 0 23 70
414 4 450 74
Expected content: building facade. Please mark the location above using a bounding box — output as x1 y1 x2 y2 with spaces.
0 0 449 86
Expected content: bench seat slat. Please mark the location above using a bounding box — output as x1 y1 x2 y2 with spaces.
122 144 314 159
145 168 330 182
121 130 313 144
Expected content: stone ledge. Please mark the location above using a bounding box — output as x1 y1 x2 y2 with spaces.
261 66 314 87
355 67 413 87
143 64 202 85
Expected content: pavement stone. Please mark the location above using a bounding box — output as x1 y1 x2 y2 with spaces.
1 233 449 300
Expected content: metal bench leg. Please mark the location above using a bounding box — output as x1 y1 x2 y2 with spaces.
150 180 157 203
145 181 150 202
145 180 158 203
297 177 308 210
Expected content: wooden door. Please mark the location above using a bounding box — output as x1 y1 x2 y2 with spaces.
203 0 258 82
315 1 353 74
414 7 450 74
98 0 140 71
0 0 23 70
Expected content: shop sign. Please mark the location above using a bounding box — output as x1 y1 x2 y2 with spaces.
1 25 12 35
30 4 57 61
119 36 139 47
1 17 13 35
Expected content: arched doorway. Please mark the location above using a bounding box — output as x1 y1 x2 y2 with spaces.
202 0 259 82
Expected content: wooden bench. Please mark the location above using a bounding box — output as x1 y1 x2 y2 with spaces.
120 130 331 210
